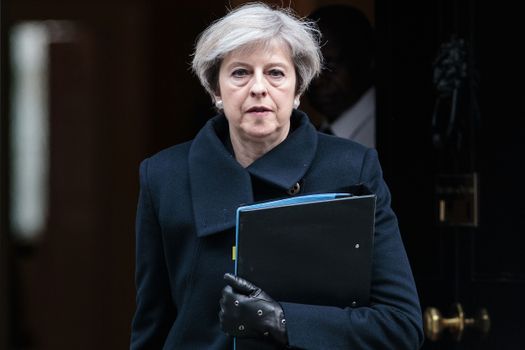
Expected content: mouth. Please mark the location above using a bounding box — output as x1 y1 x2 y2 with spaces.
246 106 272 114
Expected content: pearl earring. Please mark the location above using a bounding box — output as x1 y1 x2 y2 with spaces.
215 100 223 110
293 99 300 109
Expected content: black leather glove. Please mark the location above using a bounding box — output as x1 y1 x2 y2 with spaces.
219 273 288 345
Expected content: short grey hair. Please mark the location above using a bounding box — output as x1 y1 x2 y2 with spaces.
192 2 323 98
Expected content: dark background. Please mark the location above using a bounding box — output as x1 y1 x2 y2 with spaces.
1 0 523 349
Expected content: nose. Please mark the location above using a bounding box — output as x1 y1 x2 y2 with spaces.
250 72 267 98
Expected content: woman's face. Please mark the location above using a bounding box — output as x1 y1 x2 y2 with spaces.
216 41 297 146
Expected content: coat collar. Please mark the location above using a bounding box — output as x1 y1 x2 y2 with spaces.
188 110 318 237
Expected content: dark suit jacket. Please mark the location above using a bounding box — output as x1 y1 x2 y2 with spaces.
130 111 424 349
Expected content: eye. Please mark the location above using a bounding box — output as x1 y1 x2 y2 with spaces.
268 69 285 78
232 68 249 78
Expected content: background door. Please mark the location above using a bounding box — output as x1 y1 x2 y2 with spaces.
376 1 525 349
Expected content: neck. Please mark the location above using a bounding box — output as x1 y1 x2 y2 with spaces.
229 128 289 168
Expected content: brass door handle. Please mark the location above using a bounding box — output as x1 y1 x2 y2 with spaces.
424 303 490 341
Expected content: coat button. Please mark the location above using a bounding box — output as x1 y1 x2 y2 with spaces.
287 182 301 196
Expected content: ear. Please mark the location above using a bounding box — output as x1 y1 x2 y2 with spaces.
293 95 301 109
214 95 224 110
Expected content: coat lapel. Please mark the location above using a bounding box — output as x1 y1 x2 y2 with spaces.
188 111 318 237
188 115 253 237
246 111 318 189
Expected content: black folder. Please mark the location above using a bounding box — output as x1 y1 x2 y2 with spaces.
233 192 376 349
234 192 376 310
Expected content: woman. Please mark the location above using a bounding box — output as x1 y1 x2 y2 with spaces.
130 3 423 349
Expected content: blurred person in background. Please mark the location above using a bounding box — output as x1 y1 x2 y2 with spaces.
307 4 376 148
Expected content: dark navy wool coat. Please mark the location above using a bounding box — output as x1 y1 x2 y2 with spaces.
130 111 424 349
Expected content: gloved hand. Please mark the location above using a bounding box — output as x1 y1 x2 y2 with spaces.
219 273 288 345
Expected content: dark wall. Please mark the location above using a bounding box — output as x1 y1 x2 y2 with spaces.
1 0 11 349
1 1 223 349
